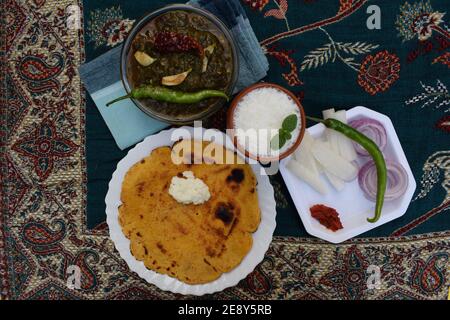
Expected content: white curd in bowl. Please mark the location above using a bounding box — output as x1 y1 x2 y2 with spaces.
233 87 301 158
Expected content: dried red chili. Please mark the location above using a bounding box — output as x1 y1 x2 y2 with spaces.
153 31 204 57
310 204 343 232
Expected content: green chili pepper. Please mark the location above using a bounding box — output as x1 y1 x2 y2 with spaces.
106 85 229 106
306 116 387 223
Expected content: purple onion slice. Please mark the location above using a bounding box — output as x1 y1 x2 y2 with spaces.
349 118 387 156
358 160 408 202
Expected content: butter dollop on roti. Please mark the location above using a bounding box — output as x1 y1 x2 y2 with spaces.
118 139 261 284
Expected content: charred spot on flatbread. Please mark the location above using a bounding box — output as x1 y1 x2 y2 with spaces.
226 168 244 183
215 202 235 225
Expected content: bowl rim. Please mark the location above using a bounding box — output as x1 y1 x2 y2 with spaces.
226 82 306 162
120 3 239 125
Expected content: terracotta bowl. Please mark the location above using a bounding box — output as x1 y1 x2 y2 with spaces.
226 82 306 162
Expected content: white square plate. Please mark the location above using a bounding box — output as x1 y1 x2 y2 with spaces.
279 106 416 243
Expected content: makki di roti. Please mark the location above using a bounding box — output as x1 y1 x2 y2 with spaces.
118 140 261 284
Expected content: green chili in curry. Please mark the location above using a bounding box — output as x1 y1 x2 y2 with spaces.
106 86 229 106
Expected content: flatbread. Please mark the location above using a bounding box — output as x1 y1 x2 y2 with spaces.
119 140 261 284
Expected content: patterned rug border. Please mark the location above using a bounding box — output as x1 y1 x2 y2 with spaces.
0 0 10 300
273 230 450 245
76 0 91 237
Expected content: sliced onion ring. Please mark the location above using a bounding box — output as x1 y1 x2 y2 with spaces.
349 118 387 156
358 160 408 202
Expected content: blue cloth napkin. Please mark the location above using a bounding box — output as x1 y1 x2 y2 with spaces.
79 0 269 150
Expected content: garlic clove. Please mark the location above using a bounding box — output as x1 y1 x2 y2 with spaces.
202 44 216 73
161 68 192 86
202 57 209 73
205 44 215 55
134 51 156 67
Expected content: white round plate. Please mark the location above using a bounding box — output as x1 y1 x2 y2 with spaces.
105 127 276 295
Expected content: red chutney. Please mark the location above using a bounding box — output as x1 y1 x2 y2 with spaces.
310 204 343 232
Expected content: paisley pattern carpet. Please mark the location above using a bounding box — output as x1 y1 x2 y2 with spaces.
1 0 449 300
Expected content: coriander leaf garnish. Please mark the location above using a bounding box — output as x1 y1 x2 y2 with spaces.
271 114 298 150
280 129 292 140
270 133 287 150
282 114 298 132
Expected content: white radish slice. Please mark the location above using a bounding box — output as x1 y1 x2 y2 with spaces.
296 149 319 174
316 140 349 179
322 108 335 119
293 131 321 184
325 171 345 191
294 130 314 159
332 110 358 162
294 130 322 176
322 109 340 153
311 140 358 181
318 163 345 191
287 158 328 195
296 149 320 180
332 110 346 121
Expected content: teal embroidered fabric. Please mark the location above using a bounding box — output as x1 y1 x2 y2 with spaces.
85 0 450 238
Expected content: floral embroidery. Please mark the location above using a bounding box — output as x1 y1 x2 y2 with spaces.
412 151 450 202
412 12 445 41
405 79 450 112
299 28 398 95
393 151 450 237
396 1 450 68
264 0 289 23
12 119 79 181
406 35 450 63
243 257 274 295
265 45 302 86
253 1 376 88
391 201 450 237
259 0 369 48
436 116 450 133
409 253 448 294
357 50 401 95
87 6 135 48
243 0 270 11
319 246 370 300
396 1 448 42
432 52 450 68
16 52 64 97
300 31 379 71
245 0 291 30
104 19 135 47
338 0 354 14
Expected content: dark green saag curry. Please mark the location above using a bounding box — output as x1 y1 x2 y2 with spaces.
126 10 233 118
